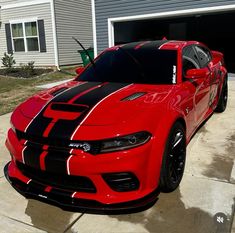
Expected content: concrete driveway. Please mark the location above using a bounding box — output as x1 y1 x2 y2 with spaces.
0 79 235 233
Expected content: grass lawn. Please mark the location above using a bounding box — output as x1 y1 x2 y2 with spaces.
0 69 76 115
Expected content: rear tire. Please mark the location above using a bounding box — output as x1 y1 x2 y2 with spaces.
159 122 186 193
215 77 228 113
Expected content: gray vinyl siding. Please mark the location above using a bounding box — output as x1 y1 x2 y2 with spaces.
95 0 235 53
0 0 25 4
54 0 93 66
0 2 55 67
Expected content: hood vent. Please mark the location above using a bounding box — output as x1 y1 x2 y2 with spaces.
121 92 146 101
51 87 68 97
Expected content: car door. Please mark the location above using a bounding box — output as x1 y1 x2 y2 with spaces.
181 46 201 137
192 45 212 124
195 45 220 110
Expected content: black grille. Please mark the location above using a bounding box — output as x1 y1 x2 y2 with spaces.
16 161 96 193
102 172 140 192
16 130 101 155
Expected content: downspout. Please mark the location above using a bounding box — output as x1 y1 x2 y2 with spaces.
50 0 60 70
91 0 97 58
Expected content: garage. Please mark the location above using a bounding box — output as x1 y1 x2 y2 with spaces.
113 11 235 72
94 1 235 73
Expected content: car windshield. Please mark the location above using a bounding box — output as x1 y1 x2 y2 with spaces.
77 48 178 84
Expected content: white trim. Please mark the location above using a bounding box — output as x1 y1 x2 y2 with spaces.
108 18 114 48
10 20 40 53
70 84 134 140
9 18 38 24
107 4 235 47
1 0 51 10
50 0 59 69
91 0 98 58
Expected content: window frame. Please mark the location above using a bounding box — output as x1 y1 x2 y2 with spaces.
10 18 40 53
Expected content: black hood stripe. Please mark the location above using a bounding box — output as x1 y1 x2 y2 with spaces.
48 82 130 140
23 82 130 175
25 82 101 136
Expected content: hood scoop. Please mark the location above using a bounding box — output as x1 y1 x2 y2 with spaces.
121 92 147 101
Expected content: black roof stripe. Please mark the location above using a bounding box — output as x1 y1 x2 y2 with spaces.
121 40 169 50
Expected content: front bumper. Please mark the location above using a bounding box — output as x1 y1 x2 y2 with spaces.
4 162 159 214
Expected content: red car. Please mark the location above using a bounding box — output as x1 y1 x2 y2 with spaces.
5 40 228 214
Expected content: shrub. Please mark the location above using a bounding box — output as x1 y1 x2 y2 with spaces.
20 61 36 78
1 52 16 69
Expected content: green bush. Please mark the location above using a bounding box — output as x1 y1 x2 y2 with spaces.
1 52 16 69
20 61 36 78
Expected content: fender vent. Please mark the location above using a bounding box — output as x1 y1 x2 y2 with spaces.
51 87 68 96
121 92 146 101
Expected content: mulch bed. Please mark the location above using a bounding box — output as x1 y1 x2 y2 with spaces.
0 68 53 78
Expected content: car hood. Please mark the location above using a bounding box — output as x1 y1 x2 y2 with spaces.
11 81 179 141
18 81 175 127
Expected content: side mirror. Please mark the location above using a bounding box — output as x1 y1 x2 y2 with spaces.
185 68 209 79
75 67 85 75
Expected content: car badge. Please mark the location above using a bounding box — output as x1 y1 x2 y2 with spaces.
69 142 91 152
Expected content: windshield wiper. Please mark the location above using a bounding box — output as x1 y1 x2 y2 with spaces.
72 37 96 67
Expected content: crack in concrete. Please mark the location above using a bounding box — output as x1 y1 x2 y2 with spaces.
63 213 85 233
3 214 46 232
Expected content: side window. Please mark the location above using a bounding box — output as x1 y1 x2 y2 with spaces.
195 46 212 67
182 46 200 77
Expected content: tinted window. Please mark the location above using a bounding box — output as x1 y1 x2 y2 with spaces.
77 48 178 84
195 46 211 67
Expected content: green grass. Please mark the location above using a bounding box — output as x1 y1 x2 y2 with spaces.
0 69 76 115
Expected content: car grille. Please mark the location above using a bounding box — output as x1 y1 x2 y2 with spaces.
16 130 101 155
16 161 97 193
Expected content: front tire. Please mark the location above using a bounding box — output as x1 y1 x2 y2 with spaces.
159 122 186 193
215 77 228 113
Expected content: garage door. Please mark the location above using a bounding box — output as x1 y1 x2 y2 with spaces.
114 11 235 72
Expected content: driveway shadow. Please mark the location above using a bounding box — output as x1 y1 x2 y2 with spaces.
108 188 229 233
25 199 79 233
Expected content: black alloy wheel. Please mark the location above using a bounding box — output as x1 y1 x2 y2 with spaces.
160 122 186 193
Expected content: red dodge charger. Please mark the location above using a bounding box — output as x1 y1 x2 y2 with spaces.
4 40 228 214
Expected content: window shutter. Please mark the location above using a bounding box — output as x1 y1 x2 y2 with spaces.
5 23 13 54
38 20 47 52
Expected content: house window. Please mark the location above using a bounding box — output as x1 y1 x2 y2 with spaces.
11 21 39 52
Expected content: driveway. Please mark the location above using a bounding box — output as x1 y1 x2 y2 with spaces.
0 79 235 233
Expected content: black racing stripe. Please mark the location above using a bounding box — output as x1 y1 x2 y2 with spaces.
74 82 128 105
52 82 101 102
23 146 43 169
25 82 101 136
26 117 52 137
141 40 168 49
122 41 146 49
48 82 130 139
44 149 71 174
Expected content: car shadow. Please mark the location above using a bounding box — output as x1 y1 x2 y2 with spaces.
108 188 230 233
25 199 79 233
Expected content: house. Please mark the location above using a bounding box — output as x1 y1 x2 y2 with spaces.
0 0 93 69
93 0 235 72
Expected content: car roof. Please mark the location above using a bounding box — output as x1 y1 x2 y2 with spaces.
107 40 200 52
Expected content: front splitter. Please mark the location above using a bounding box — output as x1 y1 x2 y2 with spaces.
4 162 159 215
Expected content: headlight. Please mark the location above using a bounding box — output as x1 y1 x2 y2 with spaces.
100 131 151 153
